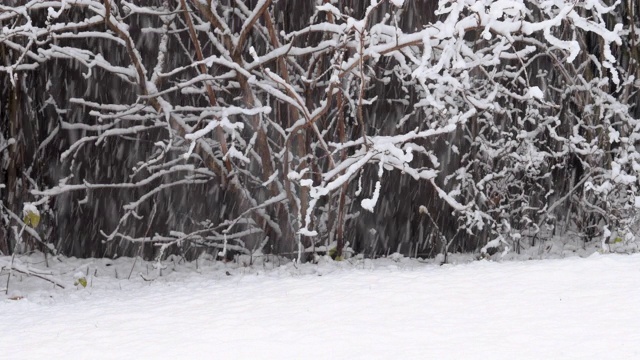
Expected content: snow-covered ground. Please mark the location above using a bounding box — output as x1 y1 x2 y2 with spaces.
1 252 639 359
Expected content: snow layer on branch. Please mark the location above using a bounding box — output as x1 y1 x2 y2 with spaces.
528 86 544 100
298 228 318 237
361 180 381 212
361 158 385 212
316 3 342 17
611 162 636 185
224 146 250 164
23 203 39 218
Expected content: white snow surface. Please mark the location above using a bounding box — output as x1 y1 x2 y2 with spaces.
2 253 640 359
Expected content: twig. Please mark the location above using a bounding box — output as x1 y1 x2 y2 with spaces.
5 224 26 294
128 200 157 279
2 260 65 290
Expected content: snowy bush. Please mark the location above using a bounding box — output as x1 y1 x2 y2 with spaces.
0 0 639 260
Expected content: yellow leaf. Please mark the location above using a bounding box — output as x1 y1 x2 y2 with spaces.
23 210 40 228
74 277 87 288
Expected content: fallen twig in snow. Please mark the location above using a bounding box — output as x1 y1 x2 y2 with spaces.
1 260 66 290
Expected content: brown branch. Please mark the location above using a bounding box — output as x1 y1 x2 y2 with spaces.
234 0 272 59
180 0 217 106
356 28 368 148
335 91 348 258
190 1 294 251
190 0 235 52
180 0 232 173
263 5 302 219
